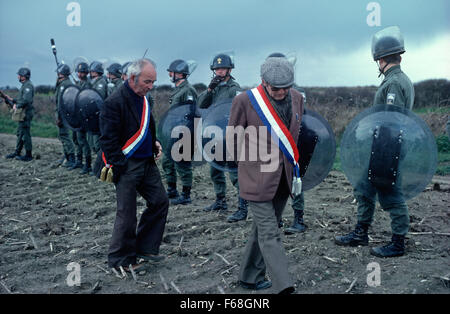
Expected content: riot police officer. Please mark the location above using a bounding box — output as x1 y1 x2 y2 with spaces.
163 59 198 205
198 53 246 216
4 67 34 161
335 26 414 258
88 61 108 155
75 62 93 174
107 63 123 95
54 64 77 168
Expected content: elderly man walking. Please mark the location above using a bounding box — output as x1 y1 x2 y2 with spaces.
228 56 304 293
99 58 169 271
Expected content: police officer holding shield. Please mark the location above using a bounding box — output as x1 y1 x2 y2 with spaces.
163 59 198 205
55 64 76 168
335 26 414 258
107 63 123 95
4 67 34 161
88 61 108 155
198 53 247 217
75 62 93 174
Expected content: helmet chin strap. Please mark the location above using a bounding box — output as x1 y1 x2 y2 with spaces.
377 60 390 78
171 73 186 84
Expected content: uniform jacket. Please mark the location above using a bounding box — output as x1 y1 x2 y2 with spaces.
198 78 240 108
76 78 92 90
99 82 158 168
91 76 108 100
14 80 34 119
228 87 304 202
374 65 414 109
55 77 73 118
169 80 198 107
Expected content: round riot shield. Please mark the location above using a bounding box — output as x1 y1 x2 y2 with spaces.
340 104 437 200
76 88 103 133
157 103 203 166
299 109 336 191
199 99 237 172
60 85 82 131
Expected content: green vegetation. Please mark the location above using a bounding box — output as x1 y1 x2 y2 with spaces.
0 113 58 138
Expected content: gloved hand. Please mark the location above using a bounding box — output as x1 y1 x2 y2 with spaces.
208 76 224 91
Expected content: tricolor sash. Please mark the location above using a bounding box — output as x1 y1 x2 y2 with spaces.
101 96 151 177
246 85 302 195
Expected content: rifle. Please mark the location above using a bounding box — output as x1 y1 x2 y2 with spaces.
0 90 14 109
50 38 79 83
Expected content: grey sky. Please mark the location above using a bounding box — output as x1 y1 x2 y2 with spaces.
1 0 449 88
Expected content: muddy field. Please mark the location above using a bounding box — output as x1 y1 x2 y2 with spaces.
0 133 449 295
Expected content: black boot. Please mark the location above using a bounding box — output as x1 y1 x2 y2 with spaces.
166 182 179 199
16 150 32 162
370 234 405 258
171 186 192 205
285 209 307 234
334 223 369 246
69 153 83 170
80 154 92 175
64 153 75 168
227 197 248 222
6 144 22 159
204 196 227 212
6 151 20 159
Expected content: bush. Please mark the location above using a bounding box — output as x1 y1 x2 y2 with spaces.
436 134 450 153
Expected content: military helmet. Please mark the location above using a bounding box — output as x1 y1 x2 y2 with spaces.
210 54 234 70
372 26 405 61
107 63 122 77
89 61 104 74
57 64 71 76
17 67 31 78
267 52 286 58
167 59 190 75
76 62 89 73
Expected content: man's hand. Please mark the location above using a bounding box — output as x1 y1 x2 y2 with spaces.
155 141 163 161
208 76 224 91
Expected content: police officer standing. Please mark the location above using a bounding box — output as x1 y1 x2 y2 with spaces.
198 53 247 217
55 64 76 168
335 26 414 258
163 59 198 205
88 61 108 155
4 68 34 161
75 62 93 174
107 63 123 95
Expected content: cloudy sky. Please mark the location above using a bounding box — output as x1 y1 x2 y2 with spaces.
1 0 449 88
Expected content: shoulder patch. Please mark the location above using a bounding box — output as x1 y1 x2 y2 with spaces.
387 93 396 105
98 84 103 89
187 95 194 101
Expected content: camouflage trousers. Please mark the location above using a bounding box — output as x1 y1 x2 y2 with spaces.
74 130 91 160
87 132 100 154
354 181 409 236
291 192 304 212
162 155 192 187
210 165 239 198
16 115 33 152
58 124 75 155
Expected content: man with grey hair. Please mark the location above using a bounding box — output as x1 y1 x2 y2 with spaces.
99 58 169 272
228 56 304 293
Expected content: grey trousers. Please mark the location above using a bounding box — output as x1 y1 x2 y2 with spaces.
239 172 293 293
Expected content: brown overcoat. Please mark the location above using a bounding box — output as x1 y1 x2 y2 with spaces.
227 86 304 202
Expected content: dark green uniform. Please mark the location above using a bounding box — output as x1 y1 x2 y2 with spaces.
75 78 92 172
198 78 241 198
88 76 108 153
108 78 123 96
55 77 75 157
14 80 34 154
162 80 198 188
355 65 414 236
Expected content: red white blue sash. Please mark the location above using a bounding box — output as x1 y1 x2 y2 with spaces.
246 85 302 194
103 96 151 168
